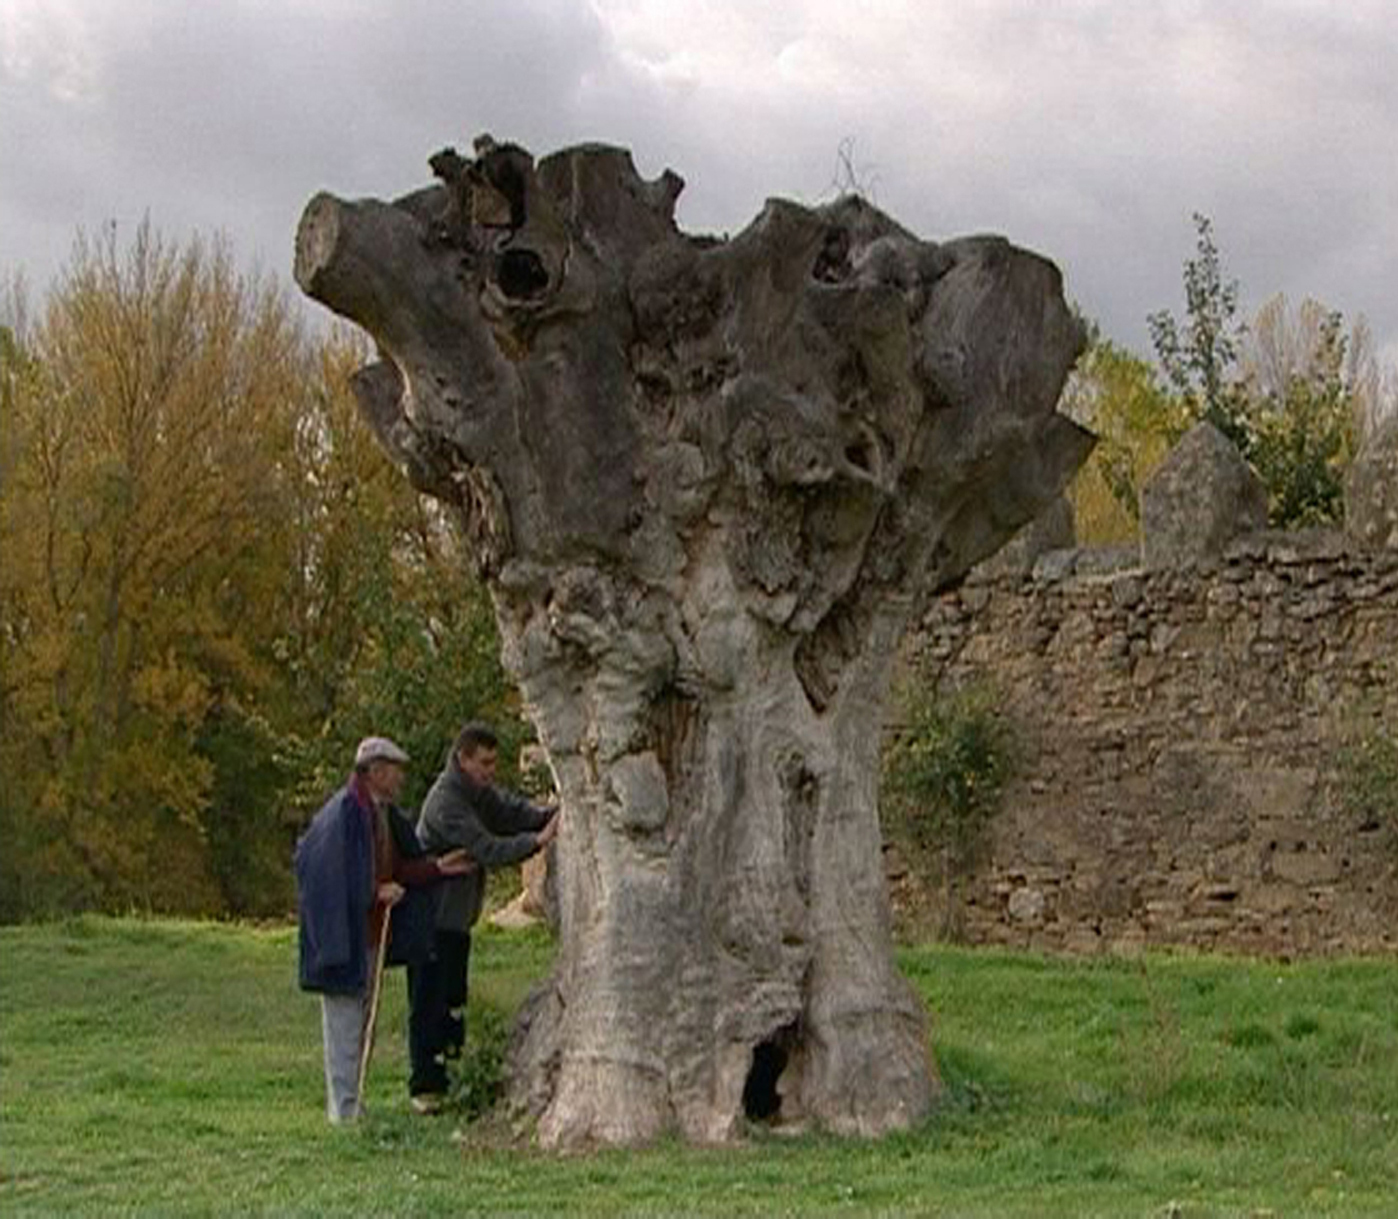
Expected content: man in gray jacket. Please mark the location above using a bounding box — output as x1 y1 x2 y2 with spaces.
408 721 557 1111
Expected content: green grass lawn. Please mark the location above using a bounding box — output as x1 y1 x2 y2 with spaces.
1 917 1395 1215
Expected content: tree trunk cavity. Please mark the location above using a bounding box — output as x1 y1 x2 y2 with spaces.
295 137 1092 1147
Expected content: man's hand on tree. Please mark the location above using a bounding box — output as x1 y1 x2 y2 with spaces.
437 848 477 877
536 811 561 847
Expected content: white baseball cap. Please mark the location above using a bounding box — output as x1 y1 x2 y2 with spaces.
355 736 410 767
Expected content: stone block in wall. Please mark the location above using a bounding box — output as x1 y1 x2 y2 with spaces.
1223 527 1349 566
1030 547 1078 582
1071 543 1142 577
1007 886 1047 924
1345 414 1398 550
1140 421 1268 568
1269 844 1342 887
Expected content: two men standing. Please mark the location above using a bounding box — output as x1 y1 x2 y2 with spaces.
295 726 556 1122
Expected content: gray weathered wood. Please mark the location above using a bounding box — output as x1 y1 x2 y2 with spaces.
295 139 1091 1147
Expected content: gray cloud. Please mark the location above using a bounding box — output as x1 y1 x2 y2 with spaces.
2 0 1395 369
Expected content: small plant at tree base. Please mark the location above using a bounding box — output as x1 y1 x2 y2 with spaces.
447 1004 510 1121
881 683 1013 939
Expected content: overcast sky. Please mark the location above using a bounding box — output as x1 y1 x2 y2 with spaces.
3 0 1396 369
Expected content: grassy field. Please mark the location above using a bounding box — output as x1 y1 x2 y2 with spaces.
1 917 1396 1216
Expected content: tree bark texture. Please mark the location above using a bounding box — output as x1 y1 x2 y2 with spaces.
295 139 1091 1147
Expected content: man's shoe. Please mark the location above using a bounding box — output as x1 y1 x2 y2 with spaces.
410 1093 445 1116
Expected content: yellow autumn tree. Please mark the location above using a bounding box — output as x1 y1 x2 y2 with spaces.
2 227 528 920
1061 331 1188 544
0 223 308 915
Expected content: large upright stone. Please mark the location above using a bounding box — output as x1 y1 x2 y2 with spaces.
1140 421 1267 568
1345 414 1398 550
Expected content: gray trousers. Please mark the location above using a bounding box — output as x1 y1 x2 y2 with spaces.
321 989 368 1122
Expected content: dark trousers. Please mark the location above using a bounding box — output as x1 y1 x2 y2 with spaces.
407 929 471 1097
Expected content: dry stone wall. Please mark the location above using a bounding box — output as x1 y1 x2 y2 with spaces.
903 529 1398 956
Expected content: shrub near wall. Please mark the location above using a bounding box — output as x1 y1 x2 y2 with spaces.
882 684 1013 941
906 529 1398 956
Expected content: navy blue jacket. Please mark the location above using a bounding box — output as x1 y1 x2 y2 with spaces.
295 783 375 995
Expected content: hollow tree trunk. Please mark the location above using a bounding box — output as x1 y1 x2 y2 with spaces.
498 573 928 1144
295 138 1091 1147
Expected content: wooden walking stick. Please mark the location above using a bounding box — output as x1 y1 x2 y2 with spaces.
355 902 393 1109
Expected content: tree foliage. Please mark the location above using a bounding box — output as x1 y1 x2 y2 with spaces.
882 683 1012 939
1147 214 1367 528
1338 722 1398 859
1239 294 1372 527
1061 328 1187 544
1 224 299 915
1147 213 1247 447
0 225 523 920
270 335 525 813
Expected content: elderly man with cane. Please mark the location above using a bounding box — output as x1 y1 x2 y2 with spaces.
295 736 473 1123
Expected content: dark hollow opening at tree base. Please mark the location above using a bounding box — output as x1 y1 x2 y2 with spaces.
741 1038 789 1122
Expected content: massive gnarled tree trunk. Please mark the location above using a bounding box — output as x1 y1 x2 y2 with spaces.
295 138 1091 1147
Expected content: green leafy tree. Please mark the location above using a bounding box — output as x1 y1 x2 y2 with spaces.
273 335 527 819
1148 216 1366 527
1239 295 1365 527
1147 213 1248 449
